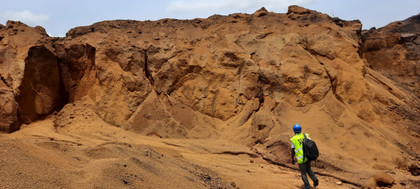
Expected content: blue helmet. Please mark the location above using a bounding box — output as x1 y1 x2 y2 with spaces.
293 124 301 133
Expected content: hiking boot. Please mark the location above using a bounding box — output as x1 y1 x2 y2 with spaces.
313 179 319 187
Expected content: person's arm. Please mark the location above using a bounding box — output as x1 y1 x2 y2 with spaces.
291 148 295 164
291 141 296 164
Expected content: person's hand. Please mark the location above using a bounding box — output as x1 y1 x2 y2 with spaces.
292 159 295 165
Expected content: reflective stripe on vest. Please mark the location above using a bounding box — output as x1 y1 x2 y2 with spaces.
290 133 309 164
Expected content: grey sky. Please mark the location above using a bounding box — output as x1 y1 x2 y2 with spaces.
0 0 419 37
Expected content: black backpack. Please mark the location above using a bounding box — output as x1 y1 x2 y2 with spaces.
303 133 319 161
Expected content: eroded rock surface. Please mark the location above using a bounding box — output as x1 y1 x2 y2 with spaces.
0 6 419 186
363 14 420 98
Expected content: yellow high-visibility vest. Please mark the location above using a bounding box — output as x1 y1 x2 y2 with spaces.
290 133 309 164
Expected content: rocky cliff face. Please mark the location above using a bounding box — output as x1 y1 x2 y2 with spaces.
0 6 419 185
363 14 420 99
0 21 56 132
362 14 420 136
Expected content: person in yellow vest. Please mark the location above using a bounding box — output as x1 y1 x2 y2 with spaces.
291 124 319 189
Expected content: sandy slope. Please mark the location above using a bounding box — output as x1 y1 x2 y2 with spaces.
1 116 360 189
1 97 418 189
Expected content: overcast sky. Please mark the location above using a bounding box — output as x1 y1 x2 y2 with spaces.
1 0 419 37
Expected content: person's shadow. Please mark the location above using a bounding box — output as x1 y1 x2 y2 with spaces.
295 184 313 189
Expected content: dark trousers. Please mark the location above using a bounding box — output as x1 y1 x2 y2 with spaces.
298 161 318 189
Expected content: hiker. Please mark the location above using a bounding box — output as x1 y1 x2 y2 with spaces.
290 124 319 189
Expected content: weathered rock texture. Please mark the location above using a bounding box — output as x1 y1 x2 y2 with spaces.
363 14 420 99
0 21 54 131
0 6 419 186
362 14 420 136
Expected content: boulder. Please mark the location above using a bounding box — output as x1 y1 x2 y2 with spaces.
408 163 420 176
287 5 311 15
253 7 268 17
374 172 395 187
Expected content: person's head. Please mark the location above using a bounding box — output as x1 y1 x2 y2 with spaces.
293 124 301 134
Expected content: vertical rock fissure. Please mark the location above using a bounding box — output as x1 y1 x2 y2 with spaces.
0 74 12 89
320 62 344 104
143 50 153 84
211 90 219 117
56 56 69 109
235 62 246 108
254 74 266 112
303 45 346 105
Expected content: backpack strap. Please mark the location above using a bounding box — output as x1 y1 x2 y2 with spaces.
302 133 307 160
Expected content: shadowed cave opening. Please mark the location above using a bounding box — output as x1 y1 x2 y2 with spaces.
14 46 66 128
13 44 96 132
